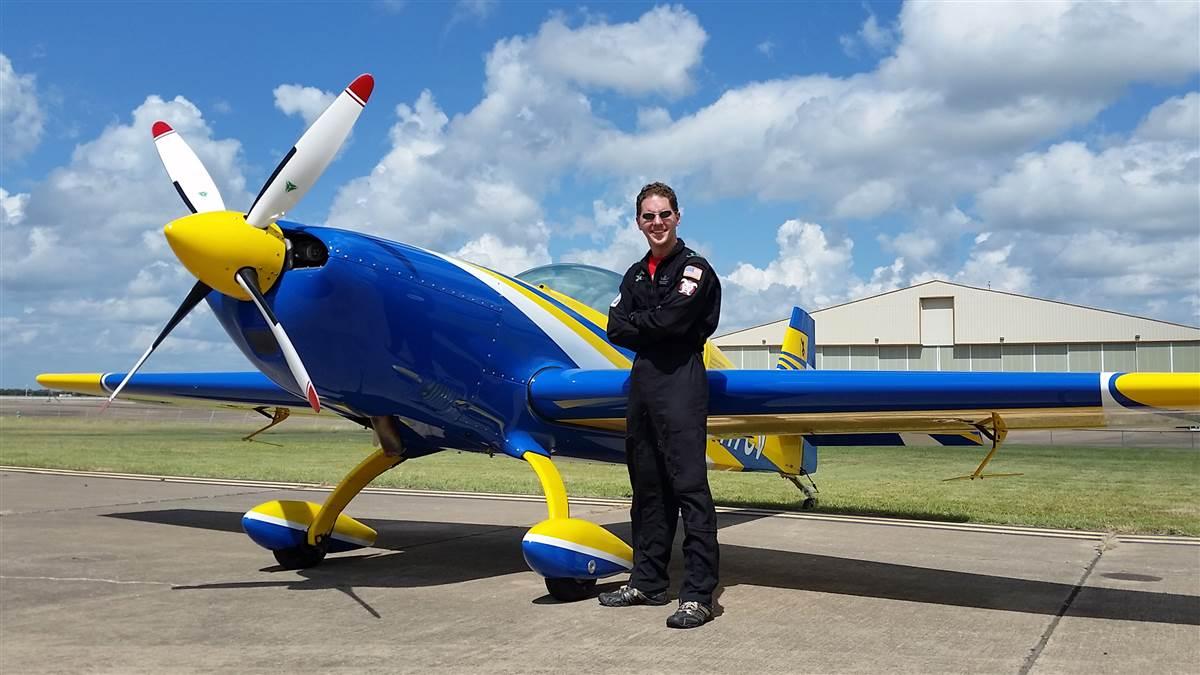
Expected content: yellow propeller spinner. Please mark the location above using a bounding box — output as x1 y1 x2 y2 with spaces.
163 211 287 300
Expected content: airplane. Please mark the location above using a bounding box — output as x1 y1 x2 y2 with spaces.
37 73 1200 602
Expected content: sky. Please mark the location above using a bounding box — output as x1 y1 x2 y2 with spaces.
1 0 1198 388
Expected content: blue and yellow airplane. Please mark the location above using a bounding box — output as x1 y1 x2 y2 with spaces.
38 74 1200 601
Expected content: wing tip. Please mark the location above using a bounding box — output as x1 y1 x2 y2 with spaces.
36 373 107 397
152 121 173 139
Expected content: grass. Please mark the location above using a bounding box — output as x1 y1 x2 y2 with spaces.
2 416 1198 535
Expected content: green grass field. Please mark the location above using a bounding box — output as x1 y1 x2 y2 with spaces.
2 416 1197 535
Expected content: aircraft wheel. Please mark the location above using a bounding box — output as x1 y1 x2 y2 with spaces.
273 543 326 569
545 577 596 602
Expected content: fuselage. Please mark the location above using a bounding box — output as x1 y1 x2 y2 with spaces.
208 222 630 460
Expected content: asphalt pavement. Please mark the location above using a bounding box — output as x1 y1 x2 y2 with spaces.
1 468 1197 674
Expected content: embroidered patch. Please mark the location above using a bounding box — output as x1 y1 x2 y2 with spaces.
610 292 621 308
683 265 703 281
678 278 698 296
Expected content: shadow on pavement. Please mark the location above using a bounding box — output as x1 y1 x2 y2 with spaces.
106 508 1199 626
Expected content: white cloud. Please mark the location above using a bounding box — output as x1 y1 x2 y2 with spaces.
1134 92 1200 142
1 94 254 380
724 220 857 314
833 179 899 219
976 139 1199 235
454 232 550 274
527 6 707 97
273 84 336 127
951 241 1033 295
560 197 653 271
1 187 29 225
840 12 896 58
0 53 45 163
880 1 1199 101
636 106 672 131
757 40 776 58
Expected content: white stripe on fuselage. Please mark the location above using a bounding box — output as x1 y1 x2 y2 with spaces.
427 251 614 370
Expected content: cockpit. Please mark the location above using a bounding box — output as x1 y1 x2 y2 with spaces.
515 263 623 314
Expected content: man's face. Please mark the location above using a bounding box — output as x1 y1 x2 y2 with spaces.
637 194 679 251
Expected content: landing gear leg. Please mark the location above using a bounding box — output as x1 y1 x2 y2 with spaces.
781 473 819 509
520 449 589 601
944 412 1022 481
271 416 405 569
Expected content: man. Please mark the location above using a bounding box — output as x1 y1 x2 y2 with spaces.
601 182 721 629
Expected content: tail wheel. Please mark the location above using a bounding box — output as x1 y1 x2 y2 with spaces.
545 577 596 602
273 543 326 570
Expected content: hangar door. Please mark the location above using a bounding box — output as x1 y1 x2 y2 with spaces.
920 297 954 346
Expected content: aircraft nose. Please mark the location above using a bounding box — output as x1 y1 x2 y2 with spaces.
164 211 287 300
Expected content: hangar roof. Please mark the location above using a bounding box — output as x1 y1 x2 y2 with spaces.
714 280 1200 347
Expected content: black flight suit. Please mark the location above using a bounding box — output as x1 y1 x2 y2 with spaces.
606 239 721 606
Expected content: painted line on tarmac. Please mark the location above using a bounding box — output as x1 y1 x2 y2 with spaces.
4 466 1196 545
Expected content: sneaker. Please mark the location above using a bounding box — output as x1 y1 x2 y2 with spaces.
666 601 712 629
597 584 669 607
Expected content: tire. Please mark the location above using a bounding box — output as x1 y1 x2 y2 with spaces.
545 577 597 602
273 543 326 569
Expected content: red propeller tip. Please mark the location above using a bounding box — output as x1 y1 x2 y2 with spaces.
306 383 321 413
152 121 173 138
347 74 374 105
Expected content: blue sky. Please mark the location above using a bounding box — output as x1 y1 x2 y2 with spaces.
1 1 1197 387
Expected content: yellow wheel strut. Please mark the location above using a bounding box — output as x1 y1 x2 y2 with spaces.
307 449 403 547
523 452 569 520
944 412 1023 481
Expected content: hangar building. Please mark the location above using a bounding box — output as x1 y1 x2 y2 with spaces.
712 280 1200 373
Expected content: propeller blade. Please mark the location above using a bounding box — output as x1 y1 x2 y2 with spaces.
152 122 226 213
103 280 212 409
245 74 374 229
234 268 321 412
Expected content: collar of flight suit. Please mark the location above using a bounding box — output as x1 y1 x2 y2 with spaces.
638 238 688 274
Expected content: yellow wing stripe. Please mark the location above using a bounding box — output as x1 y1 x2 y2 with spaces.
36 373 107 396
1114 373 1200 409
475 267 631 368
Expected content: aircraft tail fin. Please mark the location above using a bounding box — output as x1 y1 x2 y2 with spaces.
777 306 815 370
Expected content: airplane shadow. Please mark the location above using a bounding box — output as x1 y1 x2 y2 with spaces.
104 509 1199 626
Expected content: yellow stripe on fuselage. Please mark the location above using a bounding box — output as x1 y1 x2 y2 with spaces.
36 373 106 396
474 267 631 368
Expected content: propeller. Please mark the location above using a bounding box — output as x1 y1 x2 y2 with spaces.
245 74 374 229
235 268 320 412
105 74 375 412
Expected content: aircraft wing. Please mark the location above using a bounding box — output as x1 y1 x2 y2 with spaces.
36 372 308 409
529 369 1200 436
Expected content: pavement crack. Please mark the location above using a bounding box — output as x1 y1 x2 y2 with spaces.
0 488 280 517
2 575 173 587
1019 534 1112 675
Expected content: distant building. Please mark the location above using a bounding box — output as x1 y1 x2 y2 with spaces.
712 280 1200 372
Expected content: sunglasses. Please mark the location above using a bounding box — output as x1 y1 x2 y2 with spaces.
640 209 676 221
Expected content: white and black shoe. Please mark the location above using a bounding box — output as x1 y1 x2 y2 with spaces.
597 584 669 607
666 600 712 629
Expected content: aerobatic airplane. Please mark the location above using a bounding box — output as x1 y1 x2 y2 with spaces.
38 74 1200 601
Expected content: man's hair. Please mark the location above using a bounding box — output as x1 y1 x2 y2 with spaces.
635 182 679 216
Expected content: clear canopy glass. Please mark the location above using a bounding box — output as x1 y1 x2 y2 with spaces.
515 263 623 314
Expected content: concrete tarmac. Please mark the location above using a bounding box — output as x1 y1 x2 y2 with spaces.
1 469 1197 674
